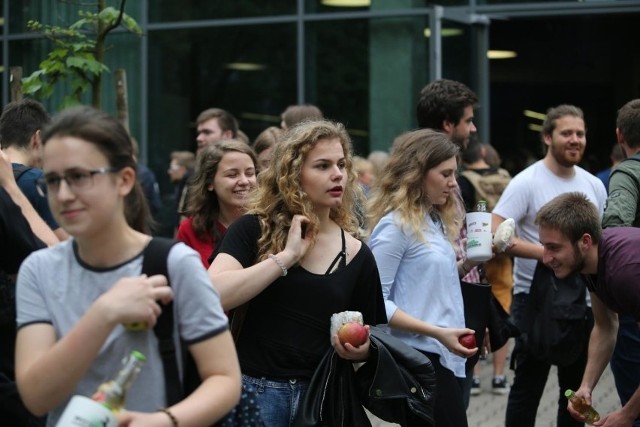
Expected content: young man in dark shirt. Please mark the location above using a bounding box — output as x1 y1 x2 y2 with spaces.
536 192 640 426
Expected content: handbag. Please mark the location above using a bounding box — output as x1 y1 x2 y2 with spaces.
487 294 520 351
460 281 491 369
460 280 520 367
292 326 436 427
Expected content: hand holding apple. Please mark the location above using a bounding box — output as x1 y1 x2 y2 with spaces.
458 333 477 350
337 321 368 347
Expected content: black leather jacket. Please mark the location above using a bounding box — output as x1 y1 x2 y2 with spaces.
293 326 435 427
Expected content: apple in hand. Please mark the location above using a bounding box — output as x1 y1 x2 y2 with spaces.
337 322 368 347
458 333 476 349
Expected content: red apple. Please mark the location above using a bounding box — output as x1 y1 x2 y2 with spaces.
337 322 368 347
459 333 476 349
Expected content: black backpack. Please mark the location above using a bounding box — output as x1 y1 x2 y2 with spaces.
524 262 589 367
142 238 263 427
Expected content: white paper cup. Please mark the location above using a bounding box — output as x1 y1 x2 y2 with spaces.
55 395 118 427
466 212 493 262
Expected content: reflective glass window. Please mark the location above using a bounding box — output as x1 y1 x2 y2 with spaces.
150 1 295 22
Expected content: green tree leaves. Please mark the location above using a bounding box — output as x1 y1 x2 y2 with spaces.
21 2 141 110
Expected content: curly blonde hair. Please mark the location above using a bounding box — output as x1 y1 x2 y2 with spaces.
367 129 464 243
248 120 361 261
185 139 257 241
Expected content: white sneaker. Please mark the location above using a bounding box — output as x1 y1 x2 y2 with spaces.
470 376 482 395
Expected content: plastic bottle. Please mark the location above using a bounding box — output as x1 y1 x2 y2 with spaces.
56 351 146 427
466 200 493 262
565 389 600 425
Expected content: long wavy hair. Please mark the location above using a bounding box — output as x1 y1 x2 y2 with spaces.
185 140 257 241
367 129 464 243
248 119 360 262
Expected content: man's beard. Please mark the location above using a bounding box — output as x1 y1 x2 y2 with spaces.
450 132 468 151
550 141 583 167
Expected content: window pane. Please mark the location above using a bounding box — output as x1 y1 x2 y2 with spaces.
308 15 428 154
150 1 295 22
9 0 141 34
307 0 467 13
147 23 296 181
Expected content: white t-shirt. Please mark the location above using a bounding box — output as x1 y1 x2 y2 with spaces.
492 160 606 295
16 239 228 426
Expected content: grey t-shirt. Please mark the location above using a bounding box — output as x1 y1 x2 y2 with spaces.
16 239 228 426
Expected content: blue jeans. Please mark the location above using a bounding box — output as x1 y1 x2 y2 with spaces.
505 293 592 427
610 315 640 427
243 374 309 427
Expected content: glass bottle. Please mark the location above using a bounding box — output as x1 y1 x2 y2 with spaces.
565 389 600 425
92 350 146 413
476 199 488 212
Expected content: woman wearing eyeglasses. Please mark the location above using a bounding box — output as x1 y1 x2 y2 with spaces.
15 106 241 427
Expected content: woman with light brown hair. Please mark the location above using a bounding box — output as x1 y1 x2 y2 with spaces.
177 140 257 267
368 128 478 427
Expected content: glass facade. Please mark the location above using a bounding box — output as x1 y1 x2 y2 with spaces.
3 0 640 234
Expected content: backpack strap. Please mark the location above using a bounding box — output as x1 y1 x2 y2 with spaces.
142 237 183 406
12 164 33 183
610 155 640 189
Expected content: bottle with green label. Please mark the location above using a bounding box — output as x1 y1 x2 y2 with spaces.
565 389 600 425
55 351 145 427
466 199 492 262
91 350 146 412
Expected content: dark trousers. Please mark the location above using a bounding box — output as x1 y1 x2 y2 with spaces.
610 315 640 427
505 293 591 427
420 351 469 427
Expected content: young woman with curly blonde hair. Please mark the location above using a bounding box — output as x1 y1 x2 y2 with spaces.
208 119 386 426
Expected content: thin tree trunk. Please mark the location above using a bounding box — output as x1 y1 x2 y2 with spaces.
93 0 106 109
115 69 129 133
93 0 127 109
10 67 23 102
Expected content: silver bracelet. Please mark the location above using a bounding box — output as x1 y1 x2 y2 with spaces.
268 254 288 276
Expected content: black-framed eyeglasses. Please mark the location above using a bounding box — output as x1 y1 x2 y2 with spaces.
36 167 121 196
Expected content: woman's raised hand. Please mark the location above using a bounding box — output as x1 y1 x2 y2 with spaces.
97 274 173 329
281 215 314 264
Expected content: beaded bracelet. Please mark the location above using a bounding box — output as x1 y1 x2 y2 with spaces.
268 254 288 276
158 408 179 427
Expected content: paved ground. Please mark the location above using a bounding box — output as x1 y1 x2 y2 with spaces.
369 339 621 426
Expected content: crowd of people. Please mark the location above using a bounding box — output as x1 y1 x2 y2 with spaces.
1 84 639 427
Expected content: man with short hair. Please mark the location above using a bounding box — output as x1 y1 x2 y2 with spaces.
416 79 478 150
602 99 640 228
536 192 640 426
195 108 238 154
0 99 65 241
493 104 607 426
599 98 640 427
280 104 323 129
